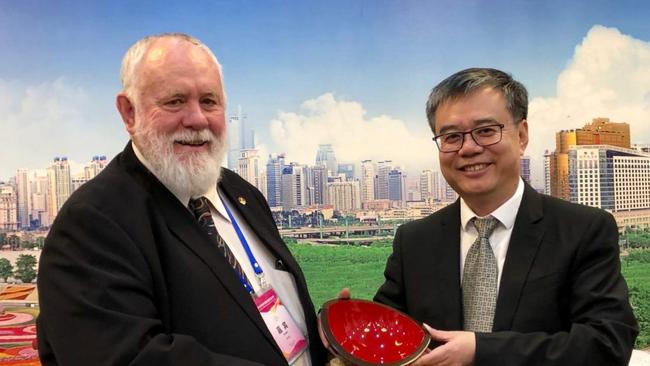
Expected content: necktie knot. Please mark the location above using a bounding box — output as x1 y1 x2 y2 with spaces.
189 196 211 219
472 216 498 240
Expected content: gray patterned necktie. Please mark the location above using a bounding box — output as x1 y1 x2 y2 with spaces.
462 216 499 332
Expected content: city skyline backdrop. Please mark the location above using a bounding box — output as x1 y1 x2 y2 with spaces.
2 1 650 187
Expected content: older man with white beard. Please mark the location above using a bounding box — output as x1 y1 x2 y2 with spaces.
36 33 327 366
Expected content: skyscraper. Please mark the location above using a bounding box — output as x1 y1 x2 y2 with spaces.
420 169 434 200
544 150 552 196
311 165 328 205
238 149 262 191
47 157 72 221
315 144 337 177
443 180 458 202
520 156 531 184
16 169 30 229
549 118 631 200
227 106 255 172
265 153 285 208
84 155 108 180
281 163 307 210
30 173 49 227
375 160 392 200
388 168 406 204
0 184 18 231
360 160 375 203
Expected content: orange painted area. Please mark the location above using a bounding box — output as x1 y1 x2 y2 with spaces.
0 287 36 301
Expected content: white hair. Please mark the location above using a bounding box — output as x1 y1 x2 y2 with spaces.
119 33 226 104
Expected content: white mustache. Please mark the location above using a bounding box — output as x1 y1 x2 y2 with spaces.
170 129 214 144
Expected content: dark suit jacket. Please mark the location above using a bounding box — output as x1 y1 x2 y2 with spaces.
374 184 638 365
37 142 327 366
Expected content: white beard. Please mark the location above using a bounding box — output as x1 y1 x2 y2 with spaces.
133 125 227 199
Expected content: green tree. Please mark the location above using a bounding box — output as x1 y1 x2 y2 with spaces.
0 258 13 282
0 233 6 246
14 254 37 283
7 235 20 250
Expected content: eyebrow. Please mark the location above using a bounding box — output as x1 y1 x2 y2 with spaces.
437 118 500 135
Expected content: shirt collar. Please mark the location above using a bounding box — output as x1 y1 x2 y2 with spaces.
132 141 230 223
460 177 525 232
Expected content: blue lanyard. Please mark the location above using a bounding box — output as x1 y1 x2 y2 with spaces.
220 195 265 293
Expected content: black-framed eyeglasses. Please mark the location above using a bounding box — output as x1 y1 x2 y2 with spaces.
432 123 505 153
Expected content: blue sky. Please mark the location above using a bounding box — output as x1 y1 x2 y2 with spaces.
2 0 650 185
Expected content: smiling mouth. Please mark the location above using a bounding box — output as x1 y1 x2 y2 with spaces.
461 163 490 172
176 140 208 147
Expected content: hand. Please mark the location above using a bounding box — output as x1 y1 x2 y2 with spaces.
412 324 475 366
318 288 352 351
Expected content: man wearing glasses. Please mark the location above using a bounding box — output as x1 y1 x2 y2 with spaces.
374 68 638 365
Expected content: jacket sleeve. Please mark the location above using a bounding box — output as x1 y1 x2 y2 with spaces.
475 210 638 366
37 201 265 366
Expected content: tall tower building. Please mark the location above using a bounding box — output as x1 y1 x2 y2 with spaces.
549 118 631 201
0 184 18 231
84 155 108 180
375 160 392 200
227 106 255 172
420 170 434 200
238 149 262 191
544 150 552 196
311 165 328 205
315 144 338 177
258 170 268 199
360 160 375 203
441 177 458 202
47 157 72 221
388 169 406 204
16 169 30 229
520 156 531 184
30 173 49 227
265 153 285 208
281 163 307 210
327 180 361 212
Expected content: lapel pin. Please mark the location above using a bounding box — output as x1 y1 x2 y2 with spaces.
238 196 247 205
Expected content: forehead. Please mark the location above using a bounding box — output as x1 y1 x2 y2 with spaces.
137 39 222 93
434 88 511 132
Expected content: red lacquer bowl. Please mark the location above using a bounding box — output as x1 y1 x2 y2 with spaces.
321 299 430 366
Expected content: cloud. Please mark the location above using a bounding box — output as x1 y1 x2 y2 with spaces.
268 93 436 174
0 78 124 179
528 25 650 186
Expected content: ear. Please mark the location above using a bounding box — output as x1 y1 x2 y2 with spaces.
518 119 529 155
116 93 137 135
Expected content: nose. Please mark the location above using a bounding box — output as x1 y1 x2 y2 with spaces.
182 100 209 130
457 132 483 156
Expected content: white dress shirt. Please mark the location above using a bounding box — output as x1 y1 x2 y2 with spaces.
459 178 525 295
133 144 310 365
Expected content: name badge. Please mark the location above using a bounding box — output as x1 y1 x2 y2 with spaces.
254 286 308 364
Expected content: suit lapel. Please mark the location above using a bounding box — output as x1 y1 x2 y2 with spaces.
217 170 321 343
121 144 282 353
217 171 298 275
493 184 545 331
431 202 463 329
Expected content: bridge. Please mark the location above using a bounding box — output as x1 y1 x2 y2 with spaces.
278 224 397 239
